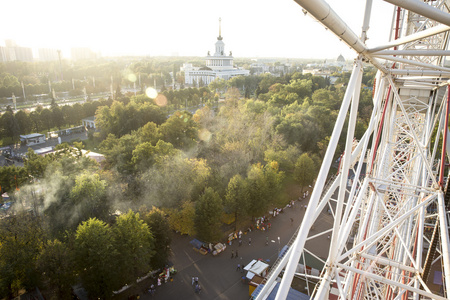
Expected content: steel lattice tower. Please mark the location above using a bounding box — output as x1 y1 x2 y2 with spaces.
254 0 450 299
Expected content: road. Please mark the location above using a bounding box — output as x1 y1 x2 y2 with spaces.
140 195 332 300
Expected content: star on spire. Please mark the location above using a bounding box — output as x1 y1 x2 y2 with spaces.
217 17 223 40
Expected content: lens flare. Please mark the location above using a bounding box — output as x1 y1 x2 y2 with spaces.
198 128 212 142
127 74 137 82
146 87 158 99
155 94 167 107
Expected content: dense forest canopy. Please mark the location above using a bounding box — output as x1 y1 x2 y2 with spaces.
0 57 376 298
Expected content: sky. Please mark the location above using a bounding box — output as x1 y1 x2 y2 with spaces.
1 0 393 60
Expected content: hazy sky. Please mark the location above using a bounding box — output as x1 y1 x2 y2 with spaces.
1 0 393 60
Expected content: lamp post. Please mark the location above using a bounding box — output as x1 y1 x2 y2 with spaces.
21 82 26 101
278 237 280 255
12 93 16 111
57 50 63 80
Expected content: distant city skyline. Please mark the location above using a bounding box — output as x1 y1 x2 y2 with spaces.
1 0 393 60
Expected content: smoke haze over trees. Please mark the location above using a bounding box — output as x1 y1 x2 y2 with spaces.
0 57 376 298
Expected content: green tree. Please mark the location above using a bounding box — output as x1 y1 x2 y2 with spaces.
0 165 29 193
264 145 301 171
24 148 52 179
0 111 20 142
224 87 241 107
140 157 210 208
69 172 109 225
113 210 154 286
159 111 198 149
71 103 84 125
137 121 160 145
228 75 245 91
245 162 284 218
263 161 285 200
0 213 44 298
208 77 227 95
100 133 139 175
95 103 119 138
245 164 269 218
40 108 53 132
96 101 165 139
131 140 179 172
142 207 171 269
194 187 223 242
1 74 19 87
29 111 41 132
49 143 98 176
14 110 31 135
224 174 249 230
167 201 196 235
61 105 75 126
286 78 312 99
38 239 75 299
294 153 317 192
74 218 117 299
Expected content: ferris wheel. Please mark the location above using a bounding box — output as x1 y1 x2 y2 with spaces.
254 0 450 299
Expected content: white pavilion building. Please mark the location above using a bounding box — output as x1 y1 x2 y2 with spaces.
182 18 249 86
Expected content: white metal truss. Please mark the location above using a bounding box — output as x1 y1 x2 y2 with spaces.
254 0 450 299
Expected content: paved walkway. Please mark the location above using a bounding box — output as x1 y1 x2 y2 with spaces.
141 197 324 300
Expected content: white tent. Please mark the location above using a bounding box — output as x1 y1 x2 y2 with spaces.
244 260 269 279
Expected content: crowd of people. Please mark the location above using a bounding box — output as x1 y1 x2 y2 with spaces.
226 198 302 247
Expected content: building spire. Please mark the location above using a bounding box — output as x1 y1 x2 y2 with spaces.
218 17 223 40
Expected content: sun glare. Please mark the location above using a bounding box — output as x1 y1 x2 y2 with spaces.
145 87 158 99
127 74 137 83
154 94 168 107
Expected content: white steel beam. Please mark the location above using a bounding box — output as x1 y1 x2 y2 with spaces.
372 54 450 72
336 262 448 300
387 76 439 187
371 50 450 56
338 194 436 261
292 0 367 53
367 24 450 53
383 0 450 27
271 1 450 299
273 58 364 300
437 191 450 293
358 253 417 273
389 69 450 76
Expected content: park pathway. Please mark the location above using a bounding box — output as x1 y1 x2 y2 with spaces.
141 197 316 300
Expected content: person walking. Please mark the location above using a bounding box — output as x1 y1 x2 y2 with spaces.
248 237 251 245
239 239 242 246
290 218 294 225
235 250 238 258
236 264 241 272
149 284 155 295
231 250 234 258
